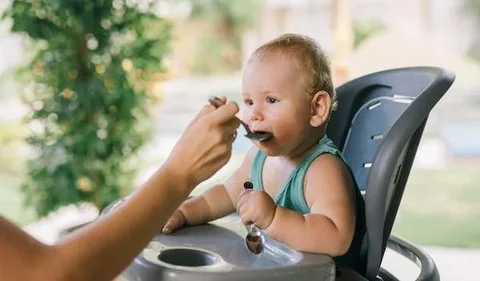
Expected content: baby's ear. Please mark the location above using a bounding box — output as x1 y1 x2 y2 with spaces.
309 91 331 127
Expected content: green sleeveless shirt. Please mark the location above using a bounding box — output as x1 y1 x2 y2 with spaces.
250 135 366 274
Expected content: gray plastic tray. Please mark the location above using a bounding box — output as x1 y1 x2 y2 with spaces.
115 213 336 281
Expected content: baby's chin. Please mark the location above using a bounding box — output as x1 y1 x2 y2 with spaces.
255 142 283 157
261 150 282 157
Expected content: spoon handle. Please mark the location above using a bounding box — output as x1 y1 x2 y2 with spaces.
244 181 254 190
243 181 257 231
208 96 253 134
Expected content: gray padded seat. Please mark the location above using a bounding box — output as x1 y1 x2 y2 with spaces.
327 66 455 280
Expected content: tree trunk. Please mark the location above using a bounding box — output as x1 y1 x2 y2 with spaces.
331 0 353 85
419 0 432 36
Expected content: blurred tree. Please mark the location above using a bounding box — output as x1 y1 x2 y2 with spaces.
464 0 480 61
2 0 171 216
186 0 264 74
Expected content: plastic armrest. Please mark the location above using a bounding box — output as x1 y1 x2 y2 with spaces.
379 235 440 281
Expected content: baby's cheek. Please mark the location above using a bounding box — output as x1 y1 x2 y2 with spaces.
240 108 248 119
241 111 251 125
273 117 299 136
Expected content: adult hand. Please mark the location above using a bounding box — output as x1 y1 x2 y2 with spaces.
164 99 240 190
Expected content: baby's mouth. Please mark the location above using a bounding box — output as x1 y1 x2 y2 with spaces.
253 130 273 141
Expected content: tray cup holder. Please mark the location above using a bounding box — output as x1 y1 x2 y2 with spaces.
158 248 218 267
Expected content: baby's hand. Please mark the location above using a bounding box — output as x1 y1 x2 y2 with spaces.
236 190 276 229
162 209 186 234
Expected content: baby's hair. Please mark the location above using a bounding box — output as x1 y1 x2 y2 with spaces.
249 33 337 110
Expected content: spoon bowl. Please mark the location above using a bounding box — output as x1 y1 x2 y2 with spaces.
245 224 265 255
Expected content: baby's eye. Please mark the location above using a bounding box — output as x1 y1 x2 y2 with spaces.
244 99 254 106
266 97 278 104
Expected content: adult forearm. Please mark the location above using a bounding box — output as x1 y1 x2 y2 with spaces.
0 165 190 281
0 216 53 281
51 166 192 281
265 206 350 256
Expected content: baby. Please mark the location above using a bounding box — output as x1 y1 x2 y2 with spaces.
163 33 365 272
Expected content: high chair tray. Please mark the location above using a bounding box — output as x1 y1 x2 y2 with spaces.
118 214 335 281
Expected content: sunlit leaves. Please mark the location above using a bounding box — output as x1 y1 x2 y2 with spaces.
3 0 171 216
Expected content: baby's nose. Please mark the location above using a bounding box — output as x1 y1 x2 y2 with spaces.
249 106 264 121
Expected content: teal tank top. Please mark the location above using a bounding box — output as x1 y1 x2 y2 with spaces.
250 135 366 274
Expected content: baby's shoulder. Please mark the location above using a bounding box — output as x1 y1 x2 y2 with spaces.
304 153 352 186
303 153 354 203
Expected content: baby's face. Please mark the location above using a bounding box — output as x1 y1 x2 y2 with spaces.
241 54 316 157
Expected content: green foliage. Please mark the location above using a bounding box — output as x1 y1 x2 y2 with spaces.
190 0 263 34
353 19 386 49
464 0 480 61
2 0 171 216
465 0 480 12
188 0 264 74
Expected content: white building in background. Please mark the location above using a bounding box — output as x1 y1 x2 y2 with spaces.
242 0 476 64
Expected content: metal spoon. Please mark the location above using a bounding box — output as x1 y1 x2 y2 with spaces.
243 181 266 255
208 96 273 142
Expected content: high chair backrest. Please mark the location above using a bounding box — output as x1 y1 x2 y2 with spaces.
326 67 455 280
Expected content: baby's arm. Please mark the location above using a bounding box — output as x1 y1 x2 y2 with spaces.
265 154 356 256
163 146 258 234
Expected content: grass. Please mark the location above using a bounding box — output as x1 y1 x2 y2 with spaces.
194 156 480 249
1 156 479 248
392 162 480 248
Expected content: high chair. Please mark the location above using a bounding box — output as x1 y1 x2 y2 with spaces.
330 66 455 281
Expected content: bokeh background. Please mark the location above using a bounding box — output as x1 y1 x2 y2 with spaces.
0 1 479 280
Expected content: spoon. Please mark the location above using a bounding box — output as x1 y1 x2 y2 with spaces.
208 96 273 142
243 181 266 255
